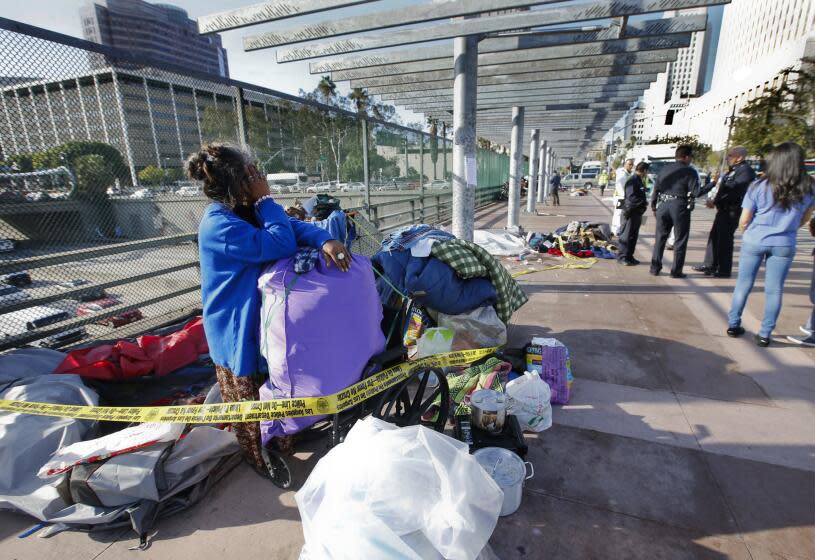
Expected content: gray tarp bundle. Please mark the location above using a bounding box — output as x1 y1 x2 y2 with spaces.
0 348 240 543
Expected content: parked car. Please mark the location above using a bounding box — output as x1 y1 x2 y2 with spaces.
0 239 14 253
561 173 595 190
806 159 815 177
57 279 107 302
130 189 155 199
341 182 366 192
175 185 203 197
306 182 336 193
0 271 31 287
269 184 290 194
0 305 86 348
376 183 399 191
428 180 450 190
0 285 29 306
76 297 144 328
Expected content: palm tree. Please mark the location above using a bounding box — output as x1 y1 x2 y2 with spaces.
317 75 337 101
348 87 369 114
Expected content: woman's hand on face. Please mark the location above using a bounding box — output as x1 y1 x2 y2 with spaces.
246 164 270 203
322 240 352 272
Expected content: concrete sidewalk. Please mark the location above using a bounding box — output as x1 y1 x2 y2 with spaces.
2 193 814 560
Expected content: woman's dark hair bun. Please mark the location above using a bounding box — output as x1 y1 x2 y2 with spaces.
185 143 252 209
186 152 205 181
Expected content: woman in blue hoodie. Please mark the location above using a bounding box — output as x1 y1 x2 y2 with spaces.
187 144 350 471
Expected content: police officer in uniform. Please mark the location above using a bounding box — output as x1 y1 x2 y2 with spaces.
618 161 650 265
650 145 700 278
693 146 756 278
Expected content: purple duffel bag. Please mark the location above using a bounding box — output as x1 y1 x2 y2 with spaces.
257 254 385 444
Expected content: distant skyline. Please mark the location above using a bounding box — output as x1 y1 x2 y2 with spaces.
3 0 425 125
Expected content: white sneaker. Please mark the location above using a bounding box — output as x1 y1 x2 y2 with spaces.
786 335 815 347
800 325 814 337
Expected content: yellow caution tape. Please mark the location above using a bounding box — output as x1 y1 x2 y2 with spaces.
0 347 497 424
510 236 598 278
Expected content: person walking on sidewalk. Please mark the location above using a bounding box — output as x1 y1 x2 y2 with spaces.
550 172 561 206
693 147 756 278
649 145 700 278
618 162 650 266
726 142 815 347
786 215 815 347
612 158 634 235
598 169 609 197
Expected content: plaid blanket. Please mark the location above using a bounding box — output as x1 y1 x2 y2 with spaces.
431 239 528 322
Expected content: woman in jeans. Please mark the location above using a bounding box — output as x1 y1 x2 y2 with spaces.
188 144 350 473
727 142 815 347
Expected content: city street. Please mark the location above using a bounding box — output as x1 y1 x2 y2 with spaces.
2 192 813 560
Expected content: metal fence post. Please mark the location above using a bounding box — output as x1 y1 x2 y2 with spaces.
362 118 371 216
419 133 425 222
234 86 249 150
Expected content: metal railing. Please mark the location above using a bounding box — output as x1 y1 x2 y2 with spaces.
0 18 508 351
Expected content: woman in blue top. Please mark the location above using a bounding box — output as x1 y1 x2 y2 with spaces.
187 144 350 470
727 142 815 347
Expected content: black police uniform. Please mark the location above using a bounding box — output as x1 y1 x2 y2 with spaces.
618 173 648 263
650 161 700 276
699 161 756 276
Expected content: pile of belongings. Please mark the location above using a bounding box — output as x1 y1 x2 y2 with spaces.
372 224 529 358
0 319 242 546
286 194 357 270
527 221 618 259
258 196 385 441
55 318 209 380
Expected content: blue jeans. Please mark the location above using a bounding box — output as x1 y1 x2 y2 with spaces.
728 242 795 338
807 251 815 332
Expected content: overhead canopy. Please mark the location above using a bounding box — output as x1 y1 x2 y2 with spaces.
199 1 726 157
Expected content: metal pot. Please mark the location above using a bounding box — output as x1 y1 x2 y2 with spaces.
470 389 507 434
473 447 534 516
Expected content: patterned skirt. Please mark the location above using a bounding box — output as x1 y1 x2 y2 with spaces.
215 365 264 470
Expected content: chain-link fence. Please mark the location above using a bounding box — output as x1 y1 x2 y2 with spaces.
0 18 509 351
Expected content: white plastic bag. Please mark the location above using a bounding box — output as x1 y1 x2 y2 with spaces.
437 306 507 351
296 417 503 560
38 422 185 477
506 371 553 433
473 229 527 256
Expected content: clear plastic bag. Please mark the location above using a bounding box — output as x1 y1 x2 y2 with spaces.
506 371 553 433
416 327 455 358
296 417 503 560
438 306 507 351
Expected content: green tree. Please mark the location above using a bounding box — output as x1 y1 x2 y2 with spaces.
731 59 815 157
73 154 114 197
648 134 715 169
0 154 33 172
138 165 165 186
31 141 130 186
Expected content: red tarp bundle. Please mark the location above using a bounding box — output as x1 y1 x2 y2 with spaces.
55 318 209 380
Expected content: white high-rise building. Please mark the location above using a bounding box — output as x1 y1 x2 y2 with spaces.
664 8 711 102
684 0 815 150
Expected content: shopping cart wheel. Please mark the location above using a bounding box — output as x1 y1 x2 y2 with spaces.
261 446 292 489
373 367 449 432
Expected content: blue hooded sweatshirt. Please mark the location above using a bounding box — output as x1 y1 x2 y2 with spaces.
198 198 333 376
